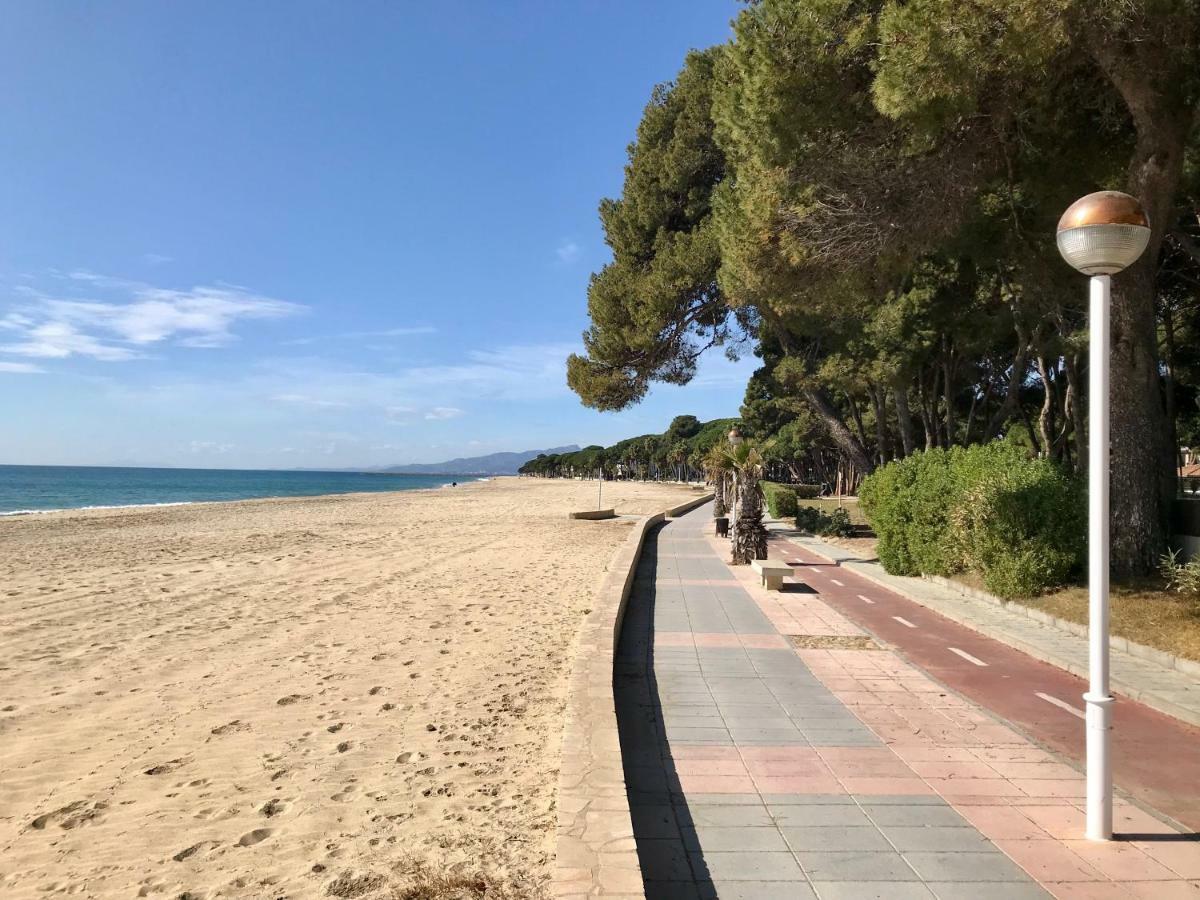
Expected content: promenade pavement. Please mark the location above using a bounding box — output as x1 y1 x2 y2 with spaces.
614 502 1200 899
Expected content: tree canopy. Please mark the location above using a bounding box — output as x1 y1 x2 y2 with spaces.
567 0 1200 576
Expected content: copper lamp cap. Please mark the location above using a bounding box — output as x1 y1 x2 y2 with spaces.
1057 191 1149 232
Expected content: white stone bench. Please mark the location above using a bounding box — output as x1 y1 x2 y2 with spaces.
751 559 794 591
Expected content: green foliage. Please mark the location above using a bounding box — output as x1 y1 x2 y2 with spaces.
567 48 740 411
859 447 959 577
821 507 854 538
793 504 852 537
794 506 826 535
860 441 1084 597
762 482 798 518
794 484 821 499
1160 549 1200 608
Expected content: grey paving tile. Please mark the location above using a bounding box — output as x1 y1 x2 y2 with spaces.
680 804 774 828
810 883 935 900
902 851 1031 883
708 882 817 900
691 850 806 881
927 883 1051 899
770 804 874 827
637 838 693 881
860 805 968 828
782 825 894 852
796 851 918 882
881 826 995 852
852 794 946 806
685 793 766 806
682 825 791 853
764 794 854 806
630 804 679 840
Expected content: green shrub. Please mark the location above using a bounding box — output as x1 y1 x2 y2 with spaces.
859 441 1084 598
762 482 798 518
859 447 958 577
1160 549 1200 609
820 507 854 538
794 506 826 534
794 484 822 499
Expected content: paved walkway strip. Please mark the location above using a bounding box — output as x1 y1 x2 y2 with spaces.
614 503 1200 899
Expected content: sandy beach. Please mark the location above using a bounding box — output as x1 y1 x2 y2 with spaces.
0 477 695 899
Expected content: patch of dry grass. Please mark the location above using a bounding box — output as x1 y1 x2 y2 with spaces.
1014 578 1200 664
797 497 868 526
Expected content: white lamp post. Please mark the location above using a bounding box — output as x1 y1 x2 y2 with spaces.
1056 190 1150 841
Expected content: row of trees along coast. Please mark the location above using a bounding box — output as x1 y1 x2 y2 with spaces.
561 0 1200 580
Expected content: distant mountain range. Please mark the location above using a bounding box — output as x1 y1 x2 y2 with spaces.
377 445 580 476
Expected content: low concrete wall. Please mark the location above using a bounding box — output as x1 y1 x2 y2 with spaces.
568 508 617 520
666 492 713 519
552 511 664 899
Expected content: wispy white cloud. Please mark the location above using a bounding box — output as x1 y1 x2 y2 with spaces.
555 239 581 265
425 406 464 420
142 253 173 266
0 360 45 374
0 278 304 361
189 440 235 454
282 325 436 346
272 393 350 408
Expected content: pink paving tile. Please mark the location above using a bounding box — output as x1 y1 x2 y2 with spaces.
752 775 845 795
1011 779 1087 799
668 745 742 761
1048 884 1137 899
1062 840 1179 881
973 747 1057 763
744 757 833 778
674 760 749 777
691 633 743 647
955 804 1050 841
909 760 1001 780
1112 805 1183 836
652 632 695 647
1012 806 1089 844
925 777 1027 797
892 746 979 763
824 758 915 779
994 838 1107 882
738 633 789 649
989 761 1083 780
1124 881 1200 899
837 777 934 795
738 746 822 762
675 773 756 793
1130 841 1200 879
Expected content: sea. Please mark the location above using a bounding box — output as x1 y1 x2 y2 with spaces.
0 465 474 515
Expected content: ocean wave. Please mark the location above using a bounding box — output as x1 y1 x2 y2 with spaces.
0 501 199 517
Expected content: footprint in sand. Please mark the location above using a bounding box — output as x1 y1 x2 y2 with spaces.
210 720 251 736
276 694 310 706
237 828 273 847
172 840 220 862
144 757 189 776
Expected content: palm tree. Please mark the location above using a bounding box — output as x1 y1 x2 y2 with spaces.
716 443 768 564
704 445 730 518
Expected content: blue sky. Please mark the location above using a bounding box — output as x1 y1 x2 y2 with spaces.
0 1 755 468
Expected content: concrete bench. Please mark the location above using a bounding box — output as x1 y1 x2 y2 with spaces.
751 559 794 591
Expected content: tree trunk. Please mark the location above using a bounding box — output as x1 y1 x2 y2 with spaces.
1087 26 1192 573
802 386 875 475
893 382 917 456
731 478 768 564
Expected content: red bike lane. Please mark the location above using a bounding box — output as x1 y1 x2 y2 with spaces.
776 538 1200 834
